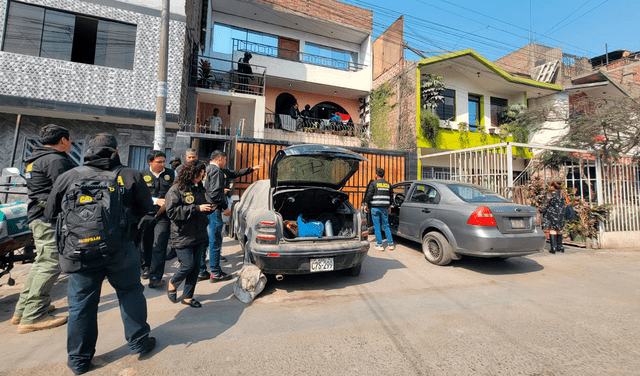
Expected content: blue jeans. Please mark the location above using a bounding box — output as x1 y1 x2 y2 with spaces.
371 207 394 246
171 241 206 299
66 242 151 373
200 209 224 276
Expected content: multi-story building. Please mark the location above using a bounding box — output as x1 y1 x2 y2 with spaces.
175 0 374 159
0 0 200 170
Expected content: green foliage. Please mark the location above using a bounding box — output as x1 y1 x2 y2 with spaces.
369 83 396 148
477 125 487 145
420 111 441 147
420 74 445 111
457 122 469 148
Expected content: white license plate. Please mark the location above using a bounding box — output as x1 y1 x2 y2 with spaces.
510 218 525 229
310 258 334 272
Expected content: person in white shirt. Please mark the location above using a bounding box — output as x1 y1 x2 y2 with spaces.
207 108 223 134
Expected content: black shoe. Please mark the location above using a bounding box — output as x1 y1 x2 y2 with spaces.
181 299 202 308
68 361 92 375
197 272 210 281
209 272 233 282
149 279 165 289
220 255 228 262
141 268 150 280
167 289 177 303
137 336 156 357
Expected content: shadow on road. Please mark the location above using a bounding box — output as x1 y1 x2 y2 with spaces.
451 255 543 275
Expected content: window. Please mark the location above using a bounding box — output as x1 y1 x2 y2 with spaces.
446 184 509 203
304 43 357 71
468 94 481 131
422 166 453 180
410 184 439 204
212 23 278 57
435 89 455 121
2 1 136 69
490 97 509 128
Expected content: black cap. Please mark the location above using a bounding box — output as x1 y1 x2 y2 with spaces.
376 168 385 177
170 156 181 163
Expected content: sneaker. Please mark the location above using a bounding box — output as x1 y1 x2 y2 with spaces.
11 304 57 325
141 268 150 280
209 272 233 282
220 255 228 262
373 245 384 251
17 314 67 334
148 278 165 289
387 245 395 251
197 272 210 281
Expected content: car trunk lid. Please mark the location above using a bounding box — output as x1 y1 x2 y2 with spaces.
270 144 368 190
485 203 538 234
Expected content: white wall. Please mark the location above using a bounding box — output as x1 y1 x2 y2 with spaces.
528 92 569 146
116 0 186 17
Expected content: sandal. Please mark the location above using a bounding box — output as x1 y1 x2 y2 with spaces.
167 289 177 303
181 299 202 308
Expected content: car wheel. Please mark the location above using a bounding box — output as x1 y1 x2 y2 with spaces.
344 263 362 276
422 232 452 266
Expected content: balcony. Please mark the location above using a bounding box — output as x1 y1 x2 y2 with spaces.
234 40 365 72
262 112 368 147
191 55 266 96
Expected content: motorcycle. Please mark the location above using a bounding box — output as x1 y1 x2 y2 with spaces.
0 167 35 286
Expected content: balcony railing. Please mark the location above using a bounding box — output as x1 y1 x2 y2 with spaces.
233 39 365 72
191 55 266 95
265 112 367 136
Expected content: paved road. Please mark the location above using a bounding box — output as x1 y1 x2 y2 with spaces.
1 237 639 376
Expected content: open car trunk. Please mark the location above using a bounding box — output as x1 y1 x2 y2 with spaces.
273 187 357 240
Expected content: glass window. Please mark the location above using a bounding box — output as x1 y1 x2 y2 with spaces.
3 2 45 56
468 94 481 131
490 97 509 127
2 1 136 69
95 20 136 69
304 43 356 71
435 89 455 121
446 184 509 203
410 184 438 204
212 23 277 57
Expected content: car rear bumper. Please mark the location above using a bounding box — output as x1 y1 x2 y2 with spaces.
454 227 546 258
250 240 370 275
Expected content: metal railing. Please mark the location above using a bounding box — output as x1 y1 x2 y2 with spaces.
234 39 365 72
191 55 266 96
264 112 367 135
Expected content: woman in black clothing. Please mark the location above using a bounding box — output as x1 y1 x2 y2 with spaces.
541 180 567 254
165 160 215 307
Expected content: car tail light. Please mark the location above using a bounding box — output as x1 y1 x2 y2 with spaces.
361 218 368 240
267 253 279 257
467 206 497 226
257 220 278 244
259 221 276 226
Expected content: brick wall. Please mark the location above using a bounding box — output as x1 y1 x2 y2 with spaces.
250 0 372 31
373 16 404 80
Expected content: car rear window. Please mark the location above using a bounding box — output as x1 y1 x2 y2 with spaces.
276 156 357 186
446 184 509 203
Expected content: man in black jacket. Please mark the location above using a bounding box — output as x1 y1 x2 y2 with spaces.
198 150 260 281
139 150 174 288
12 124 74 333
45 134 155 375
363 168 395 251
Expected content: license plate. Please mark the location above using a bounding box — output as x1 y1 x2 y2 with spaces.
510 218 525 229
310 258 334 272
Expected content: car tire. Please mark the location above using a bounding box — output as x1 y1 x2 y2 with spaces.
344 263 362 276
422 231 452 266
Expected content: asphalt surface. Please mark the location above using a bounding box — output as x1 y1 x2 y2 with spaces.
1 237 639 376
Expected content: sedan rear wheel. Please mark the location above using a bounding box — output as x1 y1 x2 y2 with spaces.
422 231 452 266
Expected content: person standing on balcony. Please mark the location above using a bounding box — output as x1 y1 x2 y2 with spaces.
237 52 253 94
289 103 302 130
301 104 312 129
363 168 395 252
207 108 223 134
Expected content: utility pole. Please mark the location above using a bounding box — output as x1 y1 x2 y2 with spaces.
153 0 170 151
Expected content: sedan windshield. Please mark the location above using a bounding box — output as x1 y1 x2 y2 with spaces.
446 184 510 203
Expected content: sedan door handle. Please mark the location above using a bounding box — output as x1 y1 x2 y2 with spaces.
422 209 431 213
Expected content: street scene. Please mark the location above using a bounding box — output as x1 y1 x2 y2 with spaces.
1 238 639 376
1 0 639 375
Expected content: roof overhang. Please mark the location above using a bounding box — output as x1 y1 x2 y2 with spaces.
418 49 563 99
570 70 633 99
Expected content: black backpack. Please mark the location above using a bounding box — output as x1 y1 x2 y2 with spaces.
56 166 130 263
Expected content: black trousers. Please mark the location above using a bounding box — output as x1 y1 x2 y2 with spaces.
171 241 207 300
139 213 169 280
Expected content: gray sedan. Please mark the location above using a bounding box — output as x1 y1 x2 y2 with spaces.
389 180 545 265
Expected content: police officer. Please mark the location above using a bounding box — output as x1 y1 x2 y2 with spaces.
45 133 155 374
363 168 395 251
139 150 174 288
